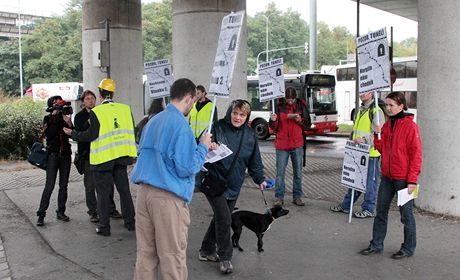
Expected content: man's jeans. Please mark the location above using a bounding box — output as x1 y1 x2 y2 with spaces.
370 176 416 256
37 153 71 217
274 147 303 200
341 156 380 213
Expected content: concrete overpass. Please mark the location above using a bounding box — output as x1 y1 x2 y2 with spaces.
82 0 458 217
0 11 46 38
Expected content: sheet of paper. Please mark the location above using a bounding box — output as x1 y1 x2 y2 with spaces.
205 143 233 164
397 186 419 206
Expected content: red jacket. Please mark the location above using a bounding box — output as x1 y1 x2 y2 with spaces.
270 102 305 150
374 114 422 183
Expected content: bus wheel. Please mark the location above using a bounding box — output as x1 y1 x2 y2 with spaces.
252 119 270 140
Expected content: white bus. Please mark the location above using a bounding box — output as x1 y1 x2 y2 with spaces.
322 56 417 123
247 73 338 140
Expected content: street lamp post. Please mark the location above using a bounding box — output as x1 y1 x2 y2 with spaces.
261 15 270 63
18 0 24 98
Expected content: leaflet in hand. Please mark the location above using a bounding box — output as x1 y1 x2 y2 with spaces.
397 185 419 206
205 144 233 163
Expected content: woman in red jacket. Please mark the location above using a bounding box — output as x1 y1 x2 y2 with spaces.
360 91 422 259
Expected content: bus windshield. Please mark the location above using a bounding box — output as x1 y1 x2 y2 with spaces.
307 86 336 115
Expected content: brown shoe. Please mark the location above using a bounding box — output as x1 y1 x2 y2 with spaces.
293 198 305 206
273 199 284 207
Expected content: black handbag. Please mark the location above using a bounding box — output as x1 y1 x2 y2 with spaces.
27 142 48 170
199 125 245 197
74 152 85 175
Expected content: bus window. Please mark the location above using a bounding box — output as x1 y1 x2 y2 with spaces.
394 62 406 78
405 91 417 109
406 61 417 78
307 86 336 115
347 67 356 81
337 68 348 81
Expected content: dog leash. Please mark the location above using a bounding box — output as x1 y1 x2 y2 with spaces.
260 189 268 206
259 179 275 206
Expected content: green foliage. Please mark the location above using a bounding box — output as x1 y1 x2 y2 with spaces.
393 37 417 57
142 0 172 61
0 96 45 159
0 39 29 96
22 5 82 85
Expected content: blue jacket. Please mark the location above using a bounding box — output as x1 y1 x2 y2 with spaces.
131 104 208 203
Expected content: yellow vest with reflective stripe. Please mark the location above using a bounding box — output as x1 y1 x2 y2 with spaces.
90 103 137 165
353 107 381 157
189 101 213 138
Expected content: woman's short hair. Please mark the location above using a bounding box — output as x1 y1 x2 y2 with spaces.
230 99 251 116
386 92 408 110
80 90 96 101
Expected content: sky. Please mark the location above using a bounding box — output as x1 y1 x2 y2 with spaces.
1 0 417 42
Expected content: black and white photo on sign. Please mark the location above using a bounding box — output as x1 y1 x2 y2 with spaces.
258 58 285 102
356 28 390 93
341 140 370 193
209 10 245 98
144 59 173 99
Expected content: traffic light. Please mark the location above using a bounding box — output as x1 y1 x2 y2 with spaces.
304 41 309 54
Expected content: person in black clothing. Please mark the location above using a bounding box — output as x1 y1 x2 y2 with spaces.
36 96 74 226
198 100 267 274
74 90 122 223
134 98 164 144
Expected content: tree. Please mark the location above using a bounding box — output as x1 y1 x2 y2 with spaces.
142 0 172 62
393 37 417 57
0 39 27 96
22 1 83 85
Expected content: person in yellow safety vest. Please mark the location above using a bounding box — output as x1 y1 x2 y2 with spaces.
330 91 385 218
63 78 137 236
190 85 219 192
189 85 218 139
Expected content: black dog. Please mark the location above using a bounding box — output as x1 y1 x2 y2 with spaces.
231 207 289 252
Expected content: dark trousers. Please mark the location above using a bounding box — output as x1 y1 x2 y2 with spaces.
83 159 118 216
93 164 135 232
200 195 237 261
370 176 417 255
37 153 71 217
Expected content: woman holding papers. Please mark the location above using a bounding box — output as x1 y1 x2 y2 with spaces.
198 99 267 274
360 91 422 260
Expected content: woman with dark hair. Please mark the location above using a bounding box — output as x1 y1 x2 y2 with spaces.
198 99 267 274
360 91 422 259
135 98 165 143
36 95 74 226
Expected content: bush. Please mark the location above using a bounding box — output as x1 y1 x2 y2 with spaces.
0 95 45 160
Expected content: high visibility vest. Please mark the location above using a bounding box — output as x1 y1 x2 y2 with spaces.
189 101 213 138
353 107 382 158
90 103 137 165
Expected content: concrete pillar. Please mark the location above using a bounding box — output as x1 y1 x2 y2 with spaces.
418 0 460 216
172 0 247 118
82 0 143 122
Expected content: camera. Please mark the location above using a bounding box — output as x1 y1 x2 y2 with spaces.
46 99 73 115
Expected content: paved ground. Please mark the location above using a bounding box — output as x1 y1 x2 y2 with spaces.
0 153 459 280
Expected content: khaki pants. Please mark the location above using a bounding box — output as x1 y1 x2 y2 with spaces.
134 184 190 280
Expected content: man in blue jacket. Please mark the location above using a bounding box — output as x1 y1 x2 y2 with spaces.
131 78 212 280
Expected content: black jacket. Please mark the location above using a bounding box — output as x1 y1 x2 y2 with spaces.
43 113 72 155
204 106 265 200
74 108 91 160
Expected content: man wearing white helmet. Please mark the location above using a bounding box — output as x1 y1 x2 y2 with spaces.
64 78 137 236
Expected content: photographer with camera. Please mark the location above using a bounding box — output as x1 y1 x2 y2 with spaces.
36 95 74 226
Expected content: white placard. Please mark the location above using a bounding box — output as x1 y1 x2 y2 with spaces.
341 140 370 192
258 58 285 102
209 10 245 98
32 82 82 101
144 59 174 98
356 28 390 93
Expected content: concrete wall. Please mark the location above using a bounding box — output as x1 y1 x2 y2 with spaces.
172 0 247 118
82 0 143 122
417 0 460 216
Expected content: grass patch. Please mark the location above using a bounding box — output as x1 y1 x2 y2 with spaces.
337 124 353 134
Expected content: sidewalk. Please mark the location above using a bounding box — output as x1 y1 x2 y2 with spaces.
0 155 459 280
